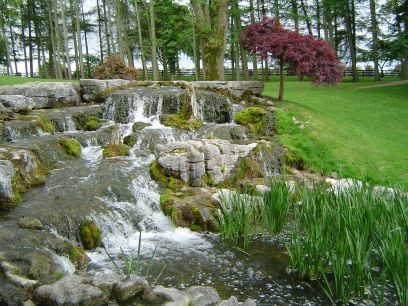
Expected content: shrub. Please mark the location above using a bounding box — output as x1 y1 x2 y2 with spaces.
93 54 139 80
59 136 81 157
80 220 102 250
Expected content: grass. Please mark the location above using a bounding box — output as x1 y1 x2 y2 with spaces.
264 77 408 188
0 76 78 86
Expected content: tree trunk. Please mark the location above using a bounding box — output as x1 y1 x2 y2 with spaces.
102 0 111 55
61 0 72 79
96 0 104 62
81 2 91 76
107 1 117 54
345 0 358 81
9 25 18 74
48 1 57 78
75 0 84 78
21 13 29 77
192 15 200 81
279 60 284 101
53 0 63 79
134 0 148 79
249 0 258 79
191 0 228 81
370 0 380 81
149 0 159 80
300 0 312 35
291 0 299 31
316 0 321 38
273 0 280 18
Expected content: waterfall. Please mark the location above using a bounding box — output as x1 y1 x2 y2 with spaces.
5 126 22 141
62 115 76 132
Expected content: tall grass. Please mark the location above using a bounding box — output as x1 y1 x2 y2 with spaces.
215 179 408 305
287 183 408 305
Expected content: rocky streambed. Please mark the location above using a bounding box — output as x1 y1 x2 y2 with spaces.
0 80 325 305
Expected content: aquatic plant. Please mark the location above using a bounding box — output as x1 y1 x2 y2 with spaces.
262 178 291 235
215 190 260 248
104 231 165 282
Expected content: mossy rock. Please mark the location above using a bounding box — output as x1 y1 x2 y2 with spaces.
83 116 102 131
123 134 137 147
79 220 102 250
150 160 184 190
29 115 54 133
132 121 151 133
59 136 81 157
102 143 129 158
65 242 89 269
234 107 267 135
163 114 203 130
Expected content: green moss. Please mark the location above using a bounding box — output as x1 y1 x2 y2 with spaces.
80 220 102 250
123 134 137 147
202 173 214 187
150 160 167 185
83 116 102 131
234 107 267 134
102 143 129 158
163 114 203 130
168 177 183 190
59 136 81 158
33 115 54 133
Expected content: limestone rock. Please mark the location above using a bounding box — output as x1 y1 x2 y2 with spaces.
80 79 131 101
186 286 220 306
241 298 257 306
18 216 44 230
215 296 240 306
84 273 121 294
152 285 190 306
192 81 264 98
155 139 257 185
0 95 35 112
0 261 38 289
112 275 148 302
0 82 80 109
0 160 14 202
34 275 108 306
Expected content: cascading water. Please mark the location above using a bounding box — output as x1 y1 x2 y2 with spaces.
62 115 76 132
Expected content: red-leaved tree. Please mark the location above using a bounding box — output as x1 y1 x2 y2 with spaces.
240 18 343 100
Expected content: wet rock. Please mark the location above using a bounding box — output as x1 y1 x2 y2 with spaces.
186 286 220 306
80 79 131 101
34 275 108 306
84 273 120 294
0 95 35 112
155 139 257 185
69 125 117 147
151 285 190 306
17 216 43 230
3 120 42 142
0 82 80 109
0 160 14 202
255 185 270 195
23 300 36 306
0 261 38 289
143 287 174 304
192 81 264 98
195 124 250 141
112 275 148 302
215 296 240 306
196 90 232 123
241 298 257 306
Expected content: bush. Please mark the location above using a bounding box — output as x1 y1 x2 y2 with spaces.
79 220 102 250
93 54 139 80
102 143 129 158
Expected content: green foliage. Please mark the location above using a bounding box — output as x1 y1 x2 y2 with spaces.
59 136 81 158
83 116 102 131
150 160 167 186
80 220 102 250
234 107 267 134
102 143 129 158
163 114 203 130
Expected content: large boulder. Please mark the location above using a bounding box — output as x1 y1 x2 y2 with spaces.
80 79 131 101
0 160 14 202
34 275 108 306
192 81 264 98
155 139 257 185
0 82 80 109
0 95 35 112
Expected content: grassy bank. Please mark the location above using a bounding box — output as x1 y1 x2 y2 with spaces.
264 78 408 188
0 76 78 86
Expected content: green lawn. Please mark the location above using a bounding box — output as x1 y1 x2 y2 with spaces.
0 76 78 86
264 78 408 188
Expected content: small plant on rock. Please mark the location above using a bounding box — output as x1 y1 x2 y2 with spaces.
103 143 129 158
83 116 102 131
79 220 102 250
59 136 81 157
